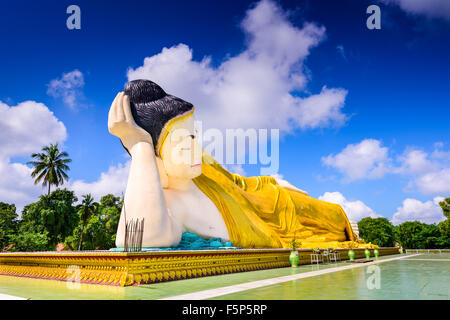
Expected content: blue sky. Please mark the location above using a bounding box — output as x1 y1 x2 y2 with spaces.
0 0 449 224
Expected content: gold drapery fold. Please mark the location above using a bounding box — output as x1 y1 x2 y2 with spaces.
193 153 376 249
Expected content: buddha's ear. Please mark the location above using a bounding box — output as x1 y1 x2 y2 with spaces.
156 156 169 188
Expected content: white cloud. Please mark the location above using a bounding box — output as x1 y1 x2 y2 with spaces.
396 145 450 195
322 139 450 195
0 101 67 158
47 69 84 109
431 142 450 161
322 139 390 181
127 0 348 133
0 100 67 212
70 161 130 202
294 86 348 129
381 0 450 21
391 196 446 225
319 191 381 222
0 161 40 211
416 168 450 195
395 148 436 174
271 173 308 194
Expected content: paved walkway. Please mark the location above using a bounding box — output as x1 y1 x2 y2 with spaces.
0 293 26 300
403 258 450 261
161 254 421 300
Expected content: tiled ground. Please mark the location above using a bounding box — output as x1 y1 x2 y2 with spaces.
209 253 450 300
0 253 448 300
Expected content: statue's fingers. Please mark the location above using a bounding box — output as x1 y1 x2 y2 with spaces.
116 92 125 121
123 95 134 123
108 92 121 122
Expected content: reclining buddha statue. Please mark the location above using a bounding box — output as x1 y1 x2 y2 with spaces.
108 79 372 249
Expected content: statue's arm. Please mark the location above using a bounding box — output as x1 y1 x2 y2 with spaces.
108 92 182 247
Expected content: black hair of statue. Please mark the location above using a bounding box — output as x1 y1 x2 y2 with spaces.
122 79 194 154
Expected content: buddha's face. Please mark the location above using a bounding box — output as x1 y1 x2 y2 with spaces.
159 114 202 180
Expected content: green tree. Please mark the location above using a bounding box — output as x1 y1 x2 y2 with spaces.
27 143 71 195
439 198 450 219
393 221 444 249
416 223 442 248
358 217 395 247
394 221 421 249
437 219 450 247
0 202 19 250
68 215 107 250
8 231 49 252
437 198 450 248
98 194 122 248
20 189 79 249
66 194 122 250
77 194 99 250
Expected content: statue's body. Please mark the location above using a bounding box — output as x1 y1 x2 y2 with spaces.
109 80 372 249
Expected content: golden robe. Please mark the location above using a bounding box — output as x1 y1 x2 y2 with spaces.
193 154 375 249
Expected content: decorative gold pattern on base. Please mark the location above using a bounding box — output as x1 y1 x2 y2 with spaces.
0 248 400 287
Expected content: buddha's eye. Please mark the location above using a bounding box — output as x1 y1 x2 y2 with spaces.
189 134 195 139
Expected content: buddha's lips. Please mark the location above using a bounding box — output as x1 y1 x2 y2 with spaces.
191 164 201 167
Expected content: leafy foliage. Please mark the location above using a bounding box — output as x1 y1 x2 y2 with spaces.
77 194 99 250
358 217 395 247
1 144 125 252
357 205 450 249
19 189 79 249
65 194 122 251
1 189 124 252
288 231 301 250
394 221 449 249
439 198 450 219
0 202 19 250
8 231 49 252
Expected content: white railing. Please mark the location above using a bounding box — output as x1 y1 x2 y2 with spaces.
405 249 450 254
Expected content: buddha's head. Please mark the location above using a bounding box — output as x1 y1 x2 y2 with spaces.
123 80 202 185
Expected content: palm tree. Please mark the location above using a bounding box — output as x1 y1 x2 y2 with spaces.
77 194 98 251
27 143 71 195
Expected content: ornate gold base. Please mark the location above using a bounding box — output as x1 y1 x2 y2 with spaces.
0 248 400 286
